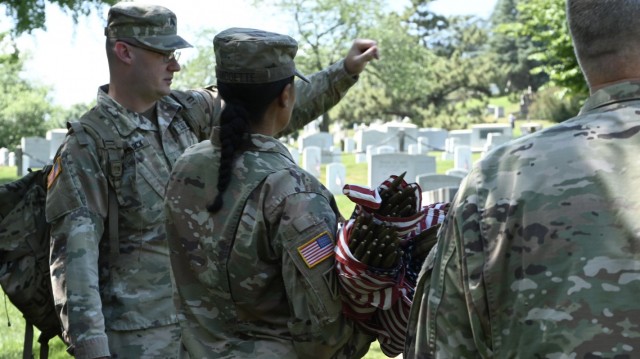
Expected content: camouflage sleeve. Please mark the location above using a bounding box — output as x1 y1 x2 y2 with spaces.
280 59 357 137
267 175 372 358
417 169 492 358
46 134 110 358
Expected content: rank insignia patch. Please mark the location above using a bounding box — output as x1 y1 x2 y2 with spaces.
298 231 334 268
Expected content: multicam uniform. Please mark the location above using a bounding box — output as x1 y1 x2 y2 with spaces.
405 81 640 358
164 131 374 358
46 61 357 359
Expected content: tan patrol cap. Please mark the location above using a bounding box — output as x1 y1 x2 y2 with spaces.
214 27 309 84
105 2 192 52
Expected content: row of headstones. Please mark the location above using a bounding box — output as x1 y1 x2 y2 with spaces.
0 129 68 176
289 145 470 203
298 122 516 156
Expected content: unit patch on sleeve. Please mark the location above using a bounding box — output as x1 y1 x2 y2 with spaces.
47 156 63 189
297 231 334 268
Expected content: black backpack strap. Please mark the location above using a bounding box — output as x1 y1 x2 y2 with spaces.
23 323 33 359
67 119 122 262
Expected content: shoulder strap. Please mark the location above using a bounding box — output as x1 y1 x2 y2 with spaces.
67 116 122 262
170 89 221 141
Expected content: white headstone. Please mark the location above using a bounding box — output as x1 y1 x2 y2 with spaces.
446 168 469 178
416 174 463 192
375 145 395 155
407 144 419 155
422 187 459 204
471 123 512 150
441 137 458 161
302 146 322 177
8 152 15 166
368 153 436 188
21 136 50 175
454 145 473 171
326 163 346 195
417 136 430 154
355 152 367 164
418 128 448 151
0 148 8 166
299 132 333 152
287 147 300 165
343 138 356 153
355 128 387 152
46 129 67 161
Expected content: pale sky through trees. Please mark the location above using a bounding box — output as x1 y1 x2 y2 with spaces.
2 0 497 107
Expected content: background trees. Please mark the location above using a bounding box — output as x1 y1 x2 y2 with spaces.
0 0 586 149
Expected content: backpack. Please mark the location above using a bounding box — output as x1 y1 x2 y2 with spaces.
0 114 123 359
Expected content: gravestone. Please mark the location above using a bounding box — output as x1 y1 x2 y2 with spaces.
454 145 473 171
375 145 395 155
471 123 512 150
408 144 419 155
418 128 448 151
20 136 50 176
441 137 458 161
8 152 15 167
0 148 8 166
287 147 300 165
302 146 322 177
448 129 472 147
326 163 346 195
368 153 436 188
355 152 367 164
416 174 463 192
422 187 459 204
446 168 469 178
355 128 387 152
343 138 356 153
47 129 67 161
299 132 333 152
482 132 511 156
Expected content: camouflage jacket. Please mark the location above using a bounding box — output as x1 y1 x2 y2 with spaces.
45 60 357 358
405 81 640 358
165 131 374 358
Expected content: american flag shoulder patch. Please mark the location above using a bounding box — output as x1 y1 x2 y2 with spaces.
298 231 334 268
47 156 63 189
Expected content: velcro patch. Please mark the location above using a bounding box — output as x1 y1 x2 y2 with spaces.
47 157 62 189
298 231 334 269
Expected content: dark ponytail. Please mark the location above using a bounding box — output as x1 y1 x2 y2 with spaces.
207 77 294 213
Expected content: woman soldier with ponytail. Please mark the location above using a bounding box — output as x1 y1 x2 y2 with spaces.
164 28 376 358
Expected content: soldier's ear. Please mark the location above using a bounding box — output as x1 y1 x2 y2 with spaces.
114 41 135 64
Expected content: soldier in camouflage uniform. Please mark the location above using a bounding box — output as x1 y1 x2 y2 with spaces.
45 2 378 358
405 1 640 358
164 28 376 358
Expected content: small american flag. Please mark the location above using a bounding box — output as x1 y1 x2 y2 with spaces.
298 231 334 268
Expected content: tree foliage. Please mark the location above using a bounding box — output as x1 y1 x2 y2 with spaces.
1 0 117 35
508 0 587 98
172 28 217 90
488 0 548 95
0 33 55 150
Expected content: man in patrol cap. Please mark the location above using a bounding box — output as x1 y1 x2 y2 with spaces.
47 2 379 358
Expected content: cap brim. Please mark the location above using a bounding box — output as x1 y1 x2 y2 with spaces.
295 69 310 83
137 35 192 51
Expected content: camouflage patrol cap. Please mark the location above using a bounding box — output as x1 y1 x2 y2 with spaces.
105 2 192 52
214 27 310 84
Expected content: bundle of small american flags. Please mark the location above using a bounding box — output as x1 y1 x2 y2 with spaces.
335 175 449 356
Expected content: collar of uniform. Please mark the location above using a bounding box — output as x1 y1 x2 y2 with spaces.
96 85 181 136
210 127 295 162
580 80 640 115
